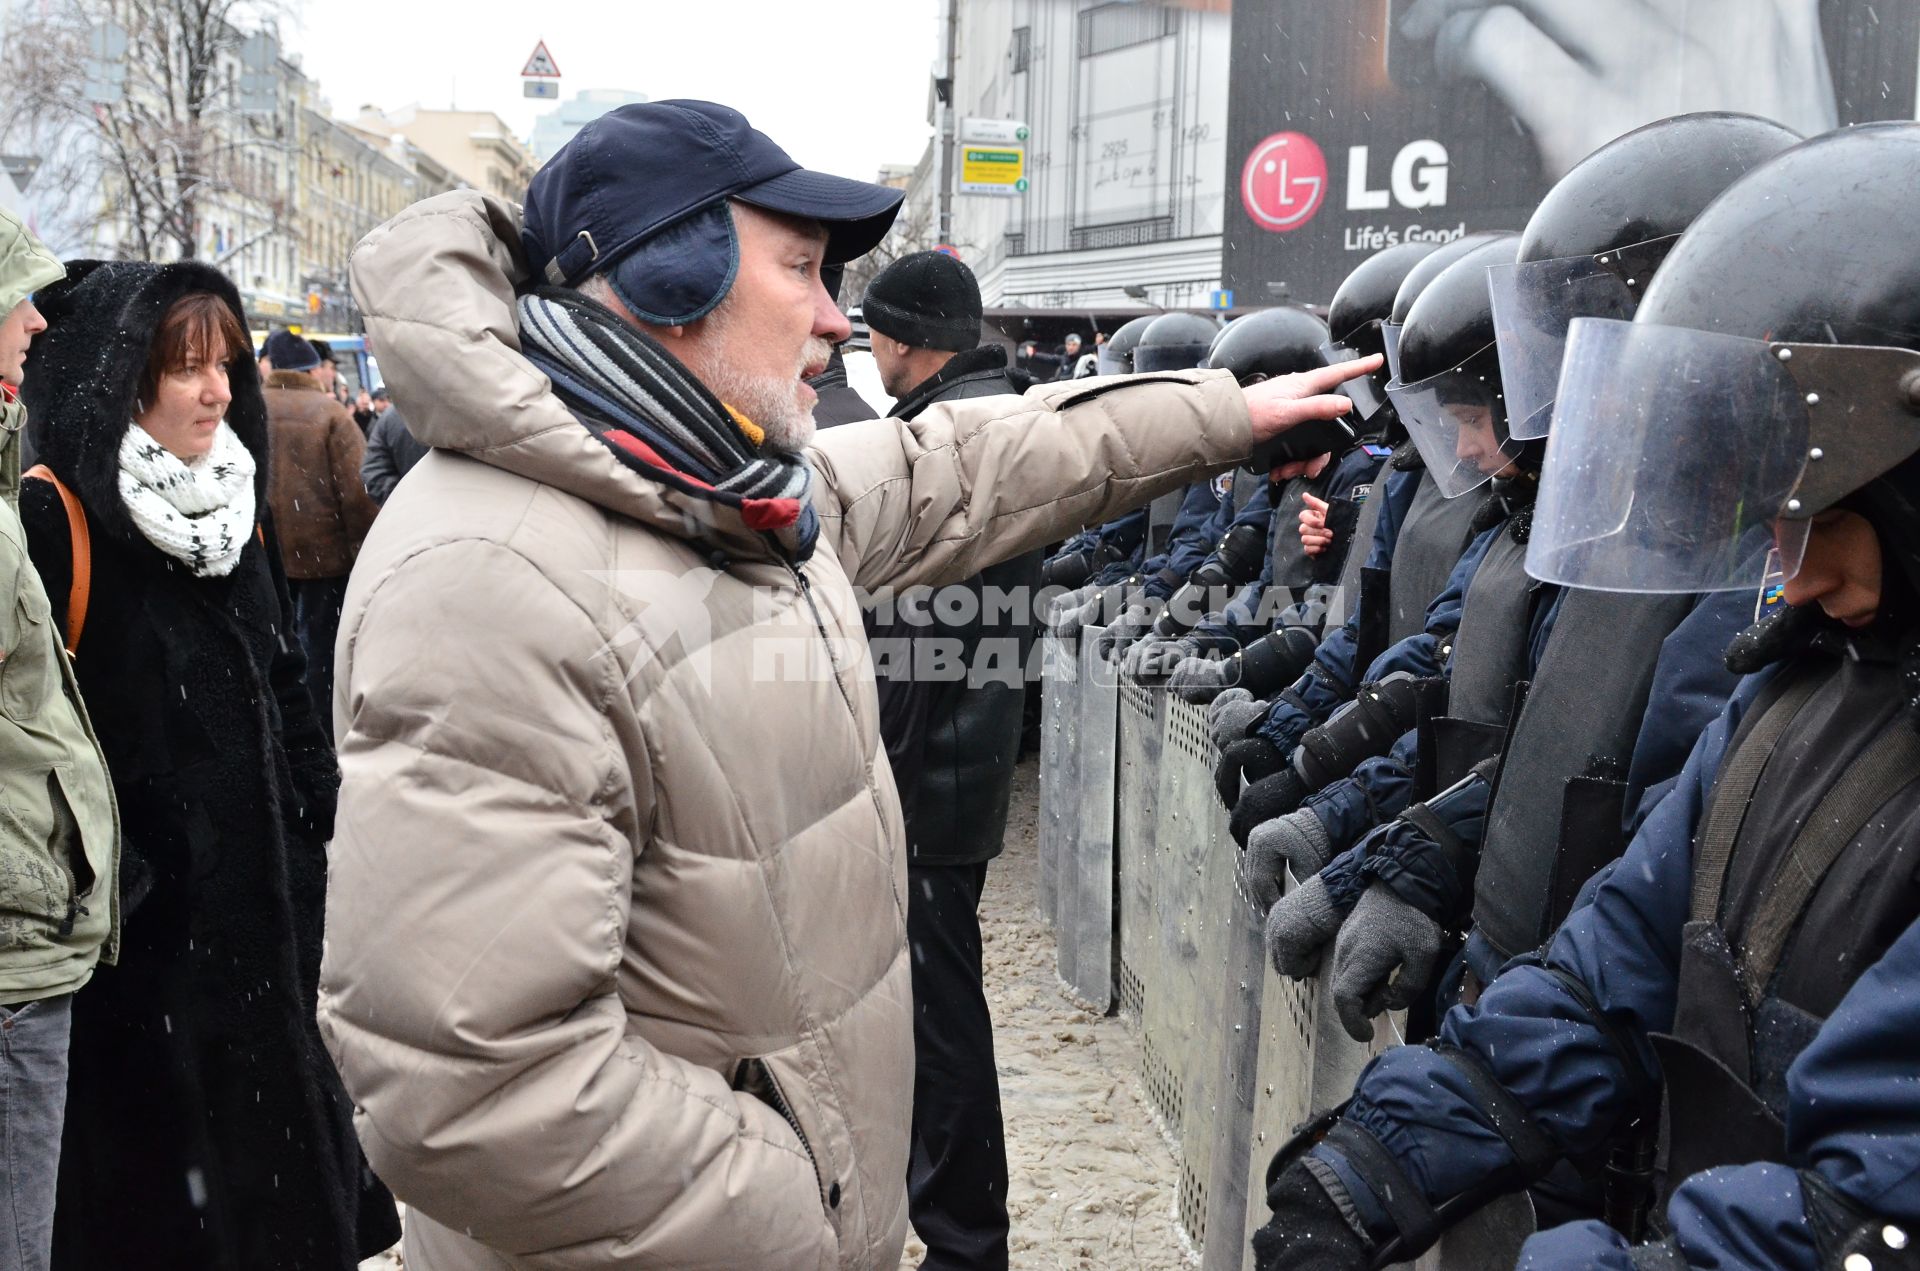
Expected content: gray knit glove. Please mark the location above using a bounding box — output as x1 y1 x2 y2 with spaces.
1328 883 1443 1043
1097 601 1159 653
1123 633 1197 682
1242 807 1332 911
1052 586 1109 639
1168 653 1233 703
1264 873 1343 980
1046 583 1095 627
1208 688 1268 749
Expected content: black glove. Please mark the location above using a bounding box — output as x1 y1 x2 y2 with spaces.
1230 767 1309 846
1251 1159 1372 1271
1215 736 1285 808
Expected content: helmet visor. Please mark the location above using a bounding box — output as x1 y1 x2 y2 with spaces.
1382 322 1405 383
1528 317 1813 593
1097 346 1131 376
1386 341 1522 498
1487 255 1640 440
1319 340 1389 422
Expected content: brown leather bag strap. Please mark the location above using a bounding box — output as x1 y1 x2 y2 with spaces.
22 465 90 657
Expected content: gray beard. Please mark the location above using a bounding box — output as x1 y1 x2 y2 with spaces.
703 364 818 454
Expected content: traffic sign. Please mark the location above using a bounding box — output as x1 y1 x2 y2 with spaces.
960 118 1030 146
1210 290 1235 310
82 21 128 104
959 146 1027 197
521 40 560 78
934 244 962 260
525 80 559 99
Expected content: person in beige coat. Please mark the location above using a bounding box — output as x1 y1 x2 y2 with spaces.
318 100 1376 1271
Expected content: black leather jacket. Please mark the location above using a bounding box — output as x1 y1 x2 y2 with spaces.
866 346 1042 866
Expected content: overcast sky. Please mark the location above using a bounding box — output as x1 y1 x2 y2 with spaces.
288 0 939 179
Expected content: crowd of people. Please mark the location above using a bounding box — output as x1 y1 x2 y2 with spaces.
0 89 1913 1271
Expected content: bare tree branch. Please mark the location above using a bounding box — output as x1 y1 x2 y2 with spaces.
1 0 294 263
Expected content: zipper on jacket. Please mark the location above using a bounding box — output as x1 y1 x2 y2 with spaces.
792 567 860 720
734 1057 828 1205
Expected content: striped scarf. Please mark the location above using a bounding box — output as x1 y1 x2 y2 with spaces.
516 289 818 561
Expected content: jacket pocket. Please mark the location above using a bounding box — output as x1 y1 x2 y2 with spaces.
0 567 54 723
733 1052 840 1224
0 781 71 951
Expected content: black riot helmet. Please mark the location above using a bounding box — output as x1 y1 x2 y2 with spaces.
1205 308 1346 472
1099 314 1156 375
1383 230 1516 383
1492 113 1803 440
1322 242 1441 432
1529 123 1920 597
1133 312 1221 373
1202 306 1330 384
1386 236 1524 499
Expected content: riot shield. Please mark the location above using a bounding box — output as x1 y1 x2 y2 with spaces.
1057 629 1119 1009
1199 824 1270 1271
1162 698 1242 1254
1037 629 1077 928
1115 670 1165 1026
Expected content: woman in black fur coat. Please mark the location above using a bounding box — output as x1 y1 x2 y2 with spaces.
17 260 398 1270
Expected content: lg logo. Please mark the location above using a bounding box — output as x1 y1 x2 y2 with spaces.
1240 132 1328 232
1242 133 1451 233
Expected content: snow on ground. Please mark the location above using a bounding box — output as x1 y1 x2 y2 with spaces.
918 755 1189 1270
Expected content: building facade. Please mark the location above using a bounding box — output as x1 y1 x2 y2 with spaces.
895 0 1232 312
350 105 537 205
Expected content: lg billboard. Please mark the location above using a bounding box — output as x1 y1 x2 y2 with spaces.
1222 1 1920 305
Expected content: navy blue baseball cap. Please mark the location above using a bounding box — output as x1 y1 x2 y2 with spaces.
522 99 903 327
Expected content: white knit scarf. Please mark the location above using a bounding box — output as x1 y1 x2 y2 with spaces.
117 421 257 577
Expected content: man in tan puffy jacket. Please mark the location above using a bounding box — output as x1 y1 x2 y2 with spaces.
319 100 1376 1271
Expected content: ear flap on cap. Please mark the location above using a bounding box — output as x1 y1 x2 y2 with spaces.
608 203 740 327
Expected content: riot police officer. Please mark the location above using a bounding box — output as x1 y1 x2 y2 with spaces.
1151 306 1395 695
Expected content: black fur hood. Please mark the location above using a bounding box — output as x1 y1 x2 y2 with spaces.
20 259 268 546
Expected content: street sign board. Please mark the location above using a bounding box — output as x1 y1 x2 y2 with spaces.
524 80 559 99
521 40 560 78
82 21 128 104
1210 290 1234 311
960 118 1030 146
960 146 1027 196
